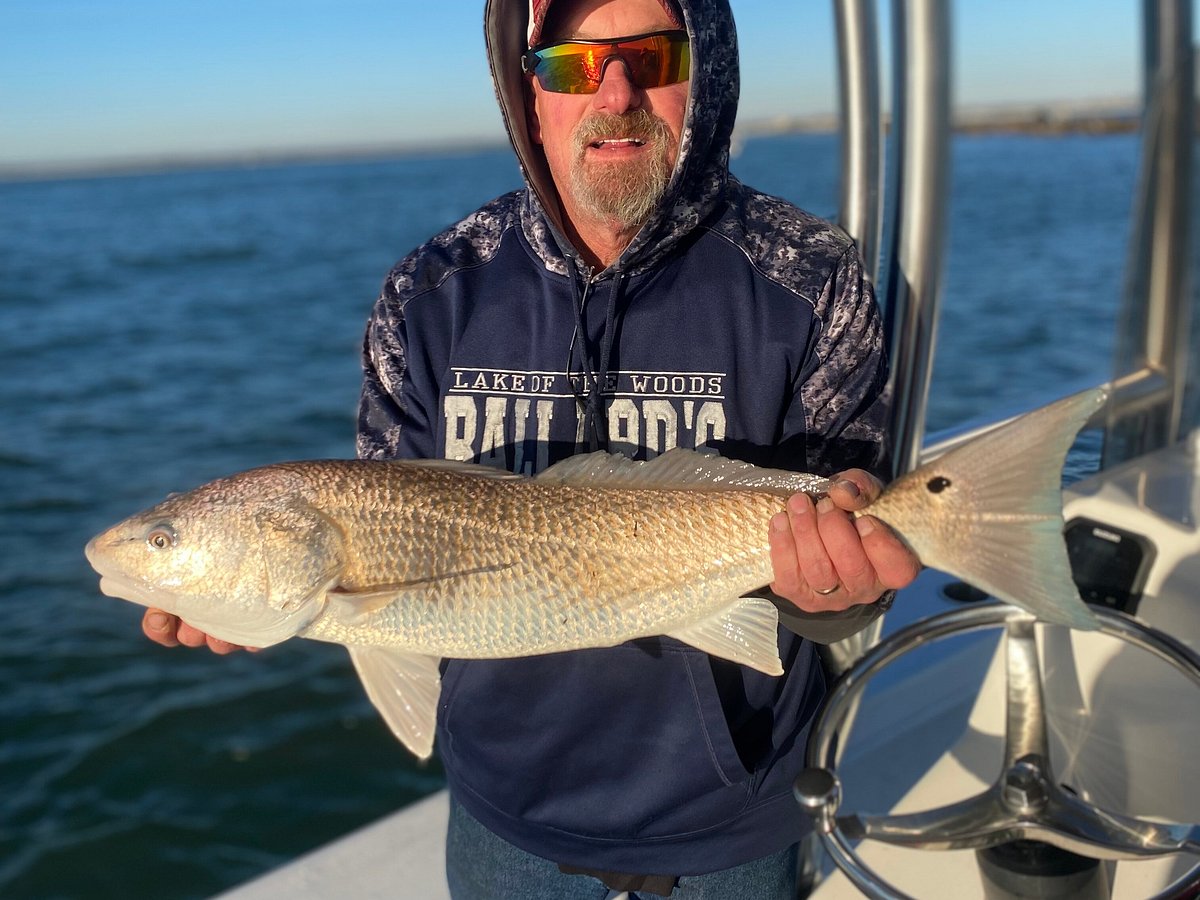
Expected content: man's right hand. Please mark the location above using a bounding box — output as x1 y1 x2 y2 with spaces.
142 608 256 654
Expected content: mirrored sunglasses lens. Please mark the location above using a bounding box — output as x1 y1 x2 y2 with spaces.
617 35 690 88
535 46 602 94
533 33 689 94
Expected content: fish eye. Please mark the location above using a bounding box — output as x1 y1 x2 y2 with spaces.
926 476 952 494
146 525 177 550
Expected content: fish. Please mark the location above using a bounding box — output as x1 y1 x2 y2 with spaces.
85 387 1106 759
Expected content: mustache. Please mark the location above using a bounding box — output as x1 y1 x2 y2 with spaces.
573 109 673 154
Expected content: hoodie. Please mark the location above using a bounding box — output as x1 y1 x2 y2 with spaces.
356 0 891 876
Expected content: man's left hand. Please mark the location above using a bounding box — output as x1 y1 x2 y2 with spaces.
768 468 921 612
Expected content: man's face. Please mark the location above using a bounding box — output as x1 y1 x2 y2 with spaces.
527 0 690 232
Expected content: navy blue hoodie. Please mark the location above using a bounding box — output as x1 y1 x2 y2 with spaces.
356 0 890 876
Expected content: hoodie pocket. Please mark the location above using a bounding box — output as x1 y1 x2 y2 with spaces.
679 648 756 785
437 640 757 840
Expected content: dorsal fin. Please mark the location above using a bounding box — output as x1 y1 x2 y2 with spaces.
536 447 832 496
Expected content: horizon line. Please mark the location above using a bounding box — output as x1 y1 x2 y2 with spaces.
0 97 1139 184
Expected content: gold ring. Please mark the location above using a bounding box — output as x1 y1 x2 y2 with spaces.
814 584 840 595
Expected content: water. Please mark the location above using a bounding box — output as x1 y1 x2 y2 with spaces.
0 132 1138 898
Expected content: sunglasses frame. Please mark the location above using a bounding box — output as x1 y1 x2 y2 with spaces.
521 28 690 94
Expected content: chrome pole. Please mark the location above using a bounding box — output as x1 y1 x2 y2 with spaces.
881 0 952 478
826 0 889 682
1105 0 1194 464
1142 0 1193 437
834 0 884 283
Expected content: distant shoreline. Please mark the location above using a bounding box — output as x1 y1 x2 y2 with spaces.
0 139 514 184
953 112 1139 136
736 104 1141 140
0 103 1145 183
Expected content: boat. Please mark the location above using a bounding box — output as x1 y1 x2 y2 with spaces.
217 0 1198 896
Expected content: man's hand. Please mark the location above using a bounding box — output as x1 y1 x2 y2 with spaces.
768 468 921 612
141 609 256 655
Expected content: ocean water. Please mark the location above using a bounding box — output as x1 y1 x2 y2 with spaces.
0 132 1137 898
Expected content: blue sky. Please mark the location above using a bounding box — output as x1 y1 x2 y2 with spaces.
2 1 1145 171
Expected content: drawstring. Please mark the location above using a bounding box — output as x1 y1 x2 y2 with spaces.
590 275 623 448
563 257 625 451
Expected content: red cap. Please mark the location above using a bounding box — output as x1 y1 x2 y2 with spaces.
528 0 684 47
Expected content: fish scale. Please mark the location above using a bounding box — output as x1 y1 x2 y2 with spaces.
300 473 783 656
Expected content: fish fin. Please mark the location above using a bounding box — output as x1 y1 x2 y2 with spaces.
538 448 831 496
347 646 441 760
668 597 784 676
329 563 521 625
896 387 1106 630
953 515 1096 629
327 588 406 624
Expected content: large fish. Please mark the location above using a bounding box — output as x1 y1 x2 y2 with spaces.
86 388 1105 758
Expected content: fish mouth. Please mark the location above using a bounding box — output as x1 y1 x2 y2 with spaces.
91 567 307 649
85 535 171 610
83 534 103 570
96 571 165 611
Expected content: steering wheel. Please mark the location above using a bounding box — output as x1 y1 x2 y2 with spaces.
794 603 1200 900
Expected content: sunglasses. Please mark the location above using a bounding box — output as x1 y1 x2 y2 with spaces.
521 29 691 95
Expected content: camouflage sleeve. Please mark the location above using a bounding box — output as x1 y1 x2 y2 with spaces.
793 243 891 479
355 269 438 462
713 182 890 478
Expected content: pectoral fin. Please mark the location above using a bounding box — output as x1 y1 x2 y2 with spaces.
327 588 406 624
329 564 519 626
347 646 442 759
668 597 784 676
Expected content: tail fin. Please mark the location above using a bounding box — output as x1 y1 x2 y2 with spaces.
881 387 1107 629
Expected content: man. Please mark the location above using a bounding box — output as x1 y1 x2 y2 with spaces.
145 0 919 895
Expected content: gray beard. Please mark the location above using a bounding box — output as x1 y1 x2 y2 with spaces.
569 109 675 231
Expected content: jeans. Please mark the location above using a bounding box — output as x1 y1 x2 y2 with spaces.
445 795 799 900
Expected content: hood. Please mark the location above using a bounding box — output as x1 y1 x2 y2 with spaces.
484 0 740 275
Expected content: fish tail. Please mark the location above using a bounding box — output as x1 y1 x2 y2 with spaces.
887 387 1108 629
